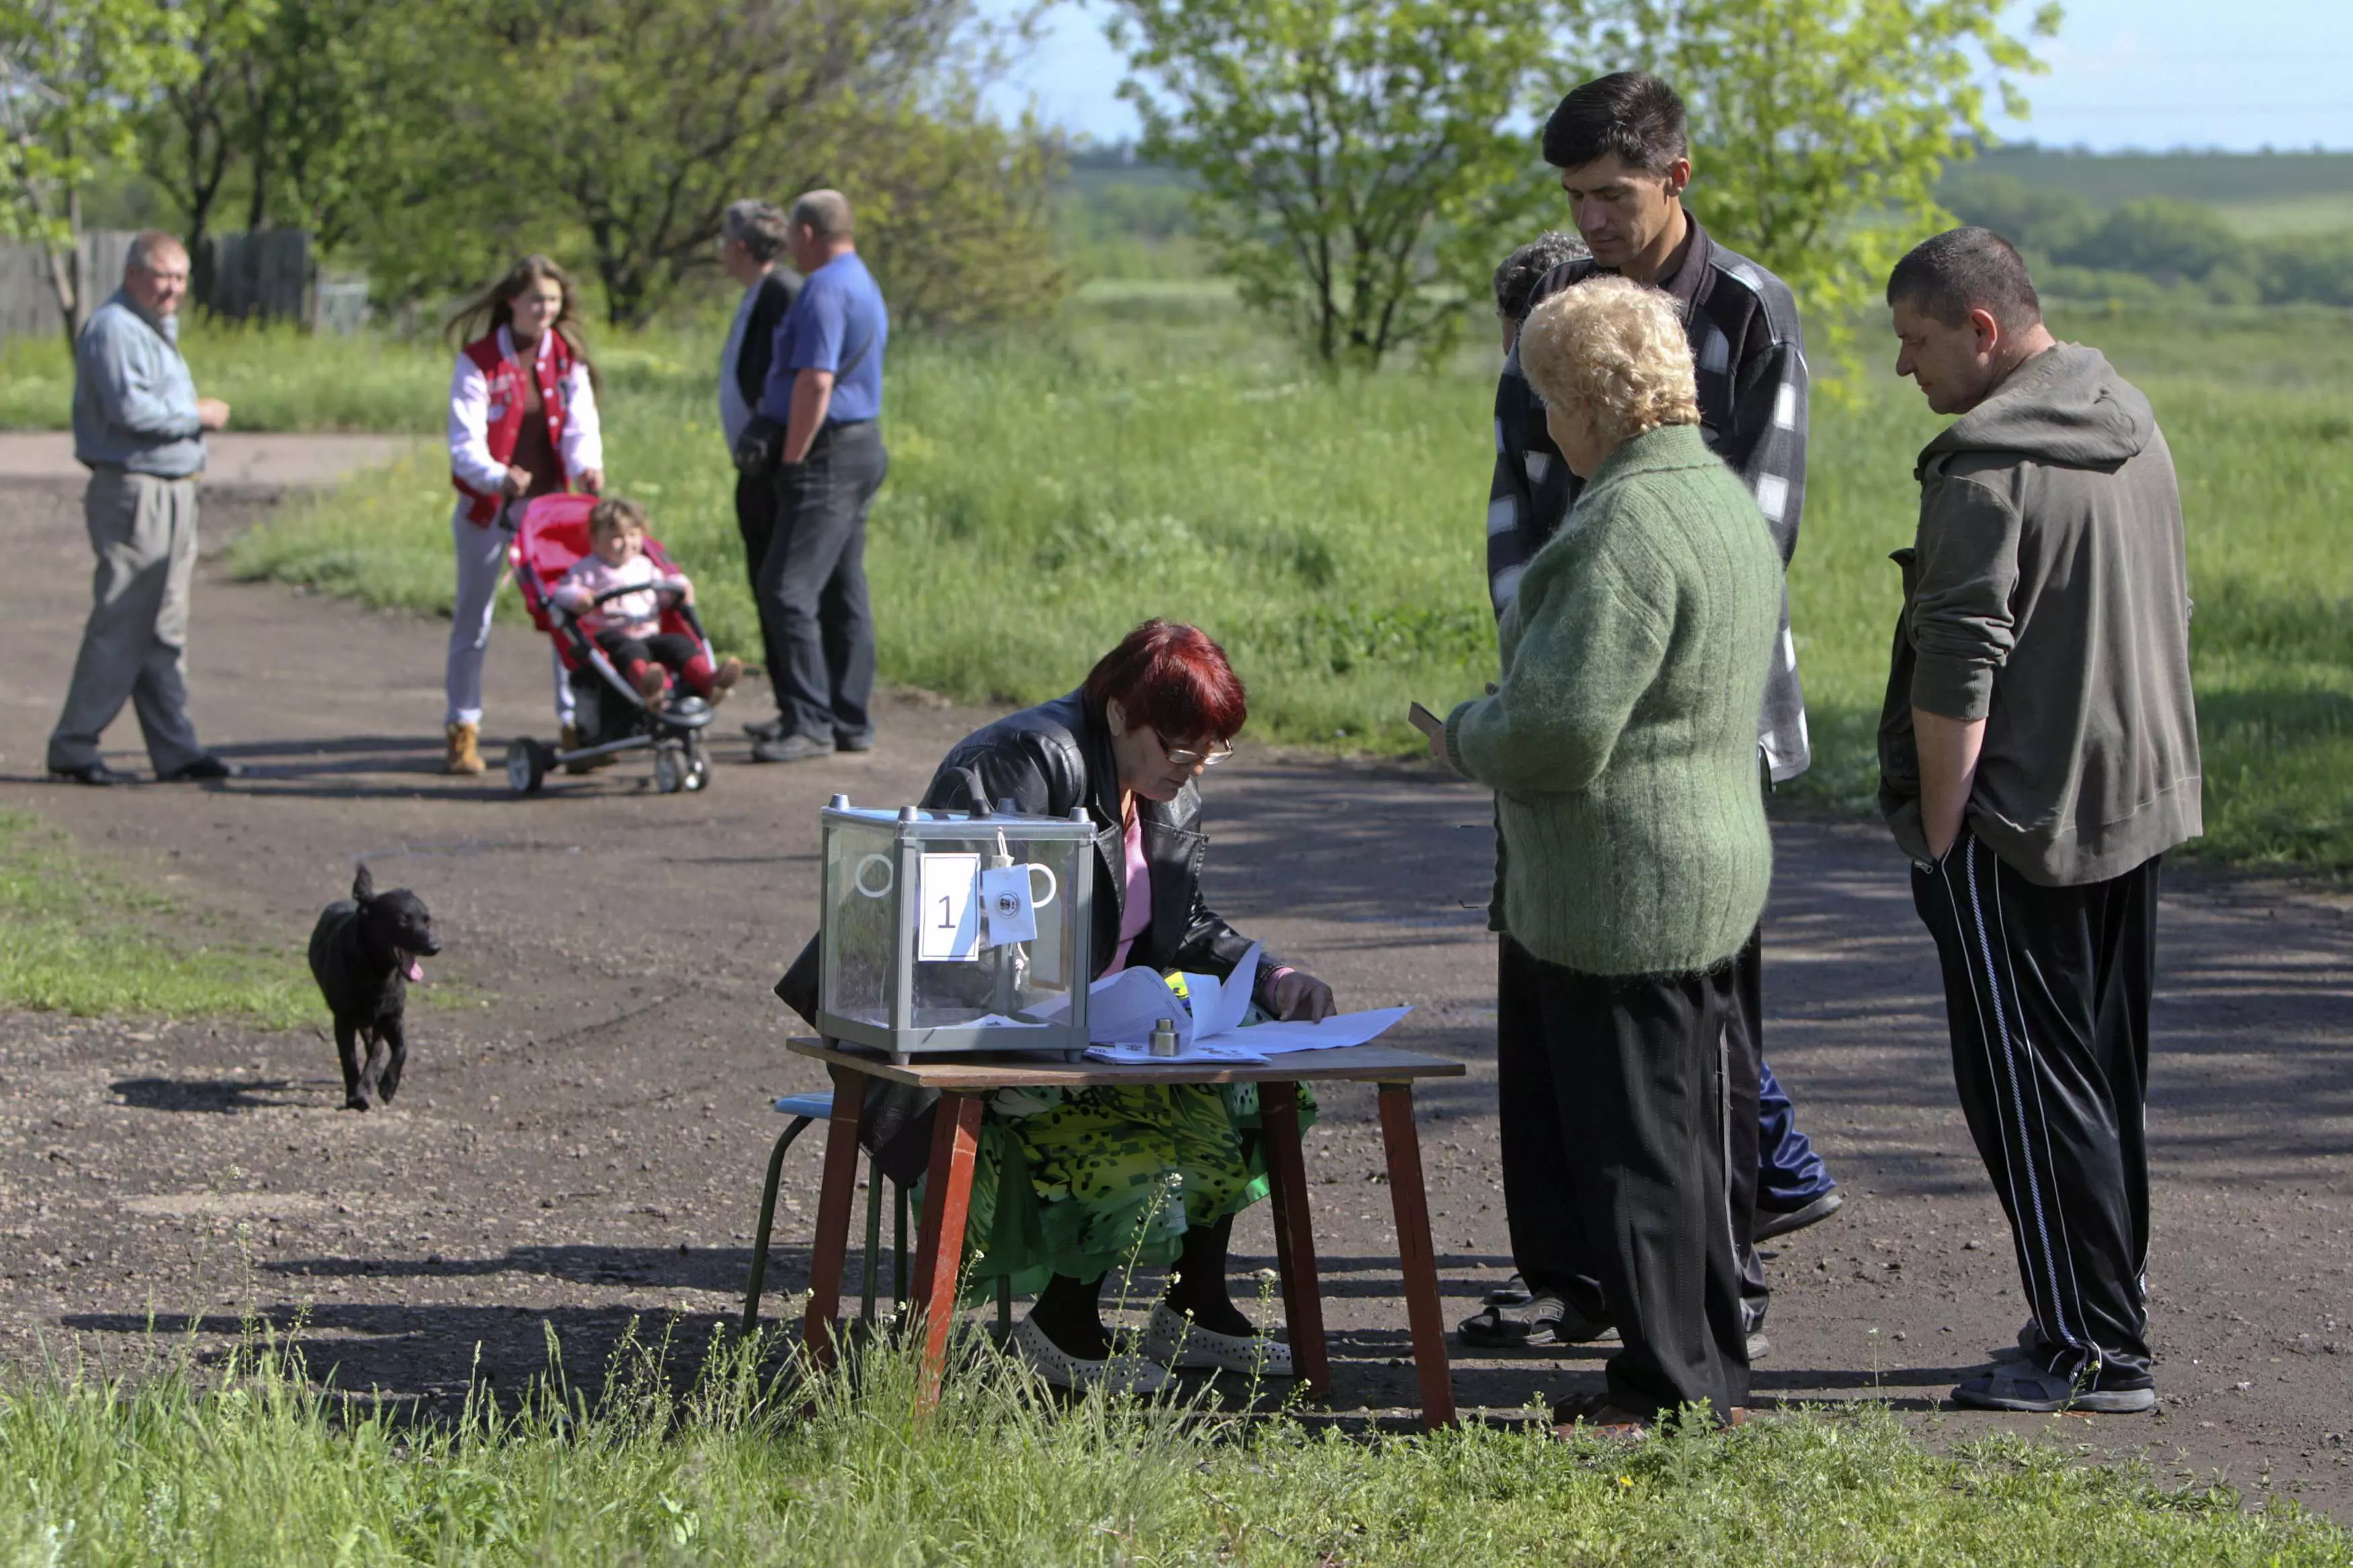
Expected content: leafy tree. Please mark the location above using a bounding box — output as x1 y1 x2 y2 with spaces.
136 0 393 257
360 0 982 328
2066 196 2236 283
2254 231 2353 308
1107 0 1581 368
1597 0 2061 368
1938 167 2095 255
832 89 1072 333
0 0 196 339
139 0 274 256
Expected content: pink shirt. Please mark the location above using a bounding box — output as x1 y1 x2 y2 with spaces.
1105 804 1291 1001
1107 809 1152 973
552 552 685 639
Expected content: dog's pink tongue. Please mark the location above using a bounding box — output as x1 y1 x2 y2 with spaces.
405 958 424 983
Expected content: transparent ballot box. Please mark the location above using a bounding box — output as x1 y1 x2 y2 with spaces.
817 795 1095 1057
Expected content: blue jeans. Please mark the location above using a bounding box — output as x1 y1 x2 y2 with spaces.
758 419 884 743
1758 1059 1835 1210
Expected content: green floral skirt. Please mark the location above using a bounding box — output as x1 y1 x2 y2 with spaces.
930 1080 1320 1298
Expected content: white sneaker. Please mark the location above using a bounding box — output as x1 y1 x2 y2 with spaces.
1009 1315 1171 1395
1141 1301 1295 1376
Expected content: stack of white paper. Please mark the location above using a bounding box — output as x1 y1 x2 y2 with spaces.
1078 942 1411 1062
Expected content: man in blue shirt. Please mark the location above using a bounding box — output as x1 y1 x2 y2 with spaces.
734 188 889 761
48 231 238 785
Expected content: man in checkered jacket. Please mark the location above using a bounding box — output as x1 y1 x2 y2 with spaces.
1461 72 1843 1357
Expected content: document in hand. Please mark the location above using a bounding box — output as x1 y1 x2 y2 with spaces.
1080 942 1411 1059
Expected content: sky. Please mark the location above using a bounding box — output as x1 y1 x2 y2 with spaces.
980 0 2353 155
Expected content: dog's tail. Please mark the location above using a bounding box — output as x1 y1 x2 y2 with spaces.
352 862 374 901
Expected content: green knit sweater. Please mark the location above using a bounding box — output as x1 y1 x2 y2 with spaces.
1445 421 1779 976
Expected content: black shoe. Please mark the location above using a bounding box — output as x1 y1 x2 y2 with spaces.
1458 1291 1617 1350
1753 1190 1843 1242
157 754 241 782
50 760 131 786
1485 1272 1536 1308
743 716 787 743
834 730 875 753
750 733 836 764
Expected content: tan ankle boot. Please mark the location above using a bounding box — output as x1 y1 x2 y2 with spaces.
444 720 485 776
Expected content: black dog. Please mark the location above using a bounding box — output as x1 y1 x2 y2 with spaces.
307 864 440 1110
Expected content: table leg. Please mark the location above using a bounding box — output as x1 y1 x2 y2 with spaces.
1378 1081 1457 1429
910 1090 986 1409
1259 1080 1330 1399
800 1063 869 1370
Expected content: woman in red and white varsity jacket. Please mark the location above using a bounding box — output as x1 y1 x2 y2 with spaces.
440 254 604 775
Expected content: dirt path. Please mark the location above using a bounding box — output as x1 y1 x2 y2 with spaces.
2 459 2348 1516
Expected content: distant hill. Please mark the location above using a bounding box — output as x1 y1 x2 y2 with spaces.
1954 145 2353 206
1944 145 2353 237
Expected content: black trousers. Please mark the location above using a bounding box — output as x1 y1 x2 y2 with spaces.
1512 946 1750 1417
1499 930 1768 1330
758 419 884 744
735 467 775 604
1913 830 2159 1389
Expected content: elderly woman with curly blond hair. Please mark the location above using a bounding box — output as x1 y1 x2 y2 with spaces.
1434 275 1780 1433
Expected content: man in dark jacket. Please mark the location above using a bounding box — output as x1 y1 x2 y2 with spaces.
1881 227 2201 1415
717 198 803 744
1464 71 1839 1359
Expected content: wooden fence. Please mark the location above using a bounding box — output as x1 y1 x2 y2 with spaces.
0 229 354 345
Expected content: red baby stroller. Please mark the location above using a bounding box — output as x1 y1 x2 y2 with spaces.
500 493 719 796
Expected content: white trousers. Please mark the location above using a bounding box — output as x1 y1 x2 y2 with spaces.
444 503 573 729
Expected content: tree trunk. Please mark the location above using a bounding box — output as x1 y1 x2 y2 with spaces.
48 184 87 350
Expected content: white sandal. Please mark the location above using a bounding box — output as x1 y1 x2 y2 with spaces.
1010 1314 1171 1395
1142 1301 1295 1376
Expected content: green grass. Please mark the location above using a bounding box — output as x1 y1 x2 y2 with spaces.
0 322 713 434
0 809 313 1024
3 1326 2342 1566
1953 146 2353 213
208 292 2353 874
2212 195 2353 239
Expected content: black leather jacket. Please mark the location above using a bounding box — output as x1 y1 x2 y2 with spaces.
776 688 1281 1028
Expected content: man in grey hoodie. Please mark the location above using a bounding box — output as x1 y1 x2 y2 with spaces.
1880 228 2200 1415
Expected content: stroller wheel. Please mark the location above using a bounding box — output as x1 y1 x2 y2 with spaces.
683 733 710 792
505 737 547 796
653 745 685 795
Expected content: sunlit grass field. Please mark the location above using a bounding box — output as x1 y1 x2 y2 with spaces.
10 289 2343 872
0 809 311 1024
3 1327 2342 1566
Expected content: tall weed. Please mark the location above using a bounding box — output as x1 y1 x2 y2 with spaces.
1 1320 2341 1565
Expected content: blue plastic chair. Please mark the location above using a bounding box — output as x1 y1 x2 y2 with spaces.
742 1091 907 1334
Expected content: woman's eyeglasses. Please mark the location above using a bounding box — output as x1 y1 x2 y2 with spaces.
1162 737 1234 770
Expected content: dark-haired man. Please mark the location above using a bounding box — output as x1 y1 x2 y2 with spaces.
1464 70 1838 1358
1491 231 1588 352
1881 228 2199 1415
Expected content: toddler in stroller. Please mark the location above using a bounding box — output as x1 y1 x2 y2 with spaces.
553 497 742 710
501 493 741 796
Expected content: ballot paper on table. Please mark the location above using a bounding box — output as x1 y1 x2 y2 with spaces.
1078 941 1411 1063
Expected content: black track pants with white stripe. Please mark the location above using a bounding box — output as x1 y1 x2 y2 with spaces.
1912 831 2159 1389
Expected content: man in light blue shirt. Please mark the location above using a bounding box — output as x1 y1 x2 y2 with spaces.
48 231 237 785
733 188 890 762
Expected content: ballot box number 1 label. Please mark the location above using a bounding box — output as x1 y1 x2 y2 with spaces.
917 852 982 962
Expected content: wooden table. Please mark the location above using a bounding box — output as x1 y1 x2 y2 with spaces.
788 1038 1467 1428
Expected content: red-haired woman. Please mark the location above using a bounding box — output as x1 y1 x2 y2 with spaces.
779 620 1337 1393
441 255 604 775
